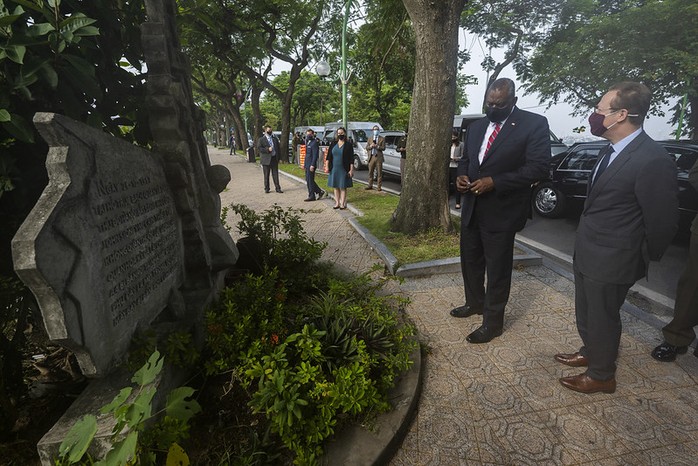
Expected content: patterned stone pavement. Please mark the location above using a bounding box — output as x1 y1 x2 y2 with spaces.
210 147 698 465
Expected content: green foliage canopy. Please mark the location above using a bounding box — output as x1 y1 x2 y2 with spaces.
522 0 698 135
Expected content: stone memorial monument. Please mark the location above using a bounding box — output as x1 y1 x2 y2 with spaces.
12 113 186 376
11 0 239 461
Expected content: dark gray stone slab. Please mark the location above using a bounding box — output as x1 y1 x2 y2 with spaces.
12 113 184 377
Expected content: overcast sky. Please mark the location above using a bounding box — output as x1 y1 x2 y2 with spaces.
458 32 678 143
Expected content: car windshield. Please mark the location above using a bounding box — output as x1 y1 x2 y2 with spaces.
353 129 369 143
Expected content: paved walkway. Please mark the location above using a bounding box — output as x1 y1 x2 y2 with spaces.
211 146 698 465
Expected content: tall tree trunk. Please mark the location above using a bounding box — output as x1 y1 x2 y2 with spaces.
229 105 247 150
392 0 467 234
250 82 265 144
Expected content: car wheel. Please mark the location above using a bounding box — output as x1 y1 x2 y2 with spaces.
353 155 363 171
533 183 566 218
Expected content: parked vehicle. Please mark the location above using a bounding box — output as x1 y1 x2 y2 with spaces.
532 140 698 233
380 130 406 179
272 131 293 160
320 121 384 170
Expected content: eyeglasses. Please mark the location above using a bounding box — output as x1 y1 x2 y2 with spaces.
594 106 619 115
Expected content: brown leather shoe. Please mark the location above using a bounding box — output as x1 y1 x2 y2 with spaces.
559 373 616 394
554 352 588 367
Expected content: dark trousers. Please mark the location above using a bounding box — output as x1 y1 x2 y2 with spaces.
662 231 698 346
262 157 281 192
305 168 322 199
573 264 632 380
460 214 516 331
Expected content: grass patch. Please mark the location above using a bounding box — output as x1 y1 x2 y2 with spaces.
279 164 460 265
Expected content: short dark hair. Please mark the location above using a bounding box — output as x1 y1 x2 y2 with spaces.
487 78 516 102
608 81 650 126
264 125 272 130
306 129 314 135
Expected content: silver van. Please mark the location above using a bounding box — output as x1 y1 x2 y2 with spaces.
380 130 406 178
320 121 384 170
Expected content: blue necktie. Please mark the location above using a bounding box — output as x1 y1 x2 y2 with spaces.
592 146 614 186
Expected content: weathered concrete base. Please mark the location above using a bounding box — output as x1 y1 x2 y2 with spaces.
37 335 192 465
321 345 423 466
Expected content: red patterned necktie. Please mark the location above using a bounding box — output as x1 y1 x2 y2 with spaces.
485 123 501 156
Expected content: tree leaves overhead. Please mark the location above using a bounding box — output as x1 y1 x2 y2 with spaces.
523 0 698 135
460 0 564 107
348 0 415 128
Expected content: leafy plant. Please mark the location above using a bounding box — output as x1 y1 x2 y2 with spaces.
57 351 201 465
0 0 100 143
204 269 287 375
203 204 417 464
230 203 327 294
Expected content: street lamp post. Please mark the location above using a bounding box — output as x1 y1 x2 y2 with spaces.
317 2 351 129
340 0 351 129
316 60 330 125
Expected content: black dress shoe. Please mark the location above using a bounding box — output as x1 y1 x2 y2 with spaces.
651 342 688 362
317 190 325 200
276 189 283 193
304 197 316 202
466 326 502 344
265 189 270 193
449 305 483 318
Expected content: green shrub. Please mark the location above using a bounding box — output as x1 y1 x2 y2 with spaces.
204 204 417 464
205 267 416 464
204 269 287 375
230 203 327 296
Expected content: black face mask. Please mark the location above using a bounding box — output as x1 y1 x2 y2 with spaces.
266 130 272 135
306 134 313 140
485 105 512 123
337 134 346 140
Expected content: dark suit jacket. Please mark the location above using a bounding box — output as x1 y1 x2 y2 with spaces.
456 107 551 232
327 140 354 173
574 131 678 284
257 134 280 166
304 138 320 170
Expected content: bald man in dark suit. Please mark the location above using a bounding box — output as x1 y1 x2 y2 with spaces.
451 78 551 344
555 82 678 394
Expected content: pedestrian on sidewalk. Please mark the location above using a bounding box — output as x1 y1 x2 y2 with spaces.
303 129 325 202
555 82 678 394
365 125 385 191
327 127 354 209
257 125 283 193
651 157 698 362
229 134 236 155
451 78 550 344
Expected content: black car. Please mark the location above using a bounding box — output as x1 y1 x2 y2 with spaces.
532 140 698 230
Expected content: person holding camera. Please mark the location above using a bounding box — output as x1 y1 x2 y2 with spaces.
365 125 385 191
